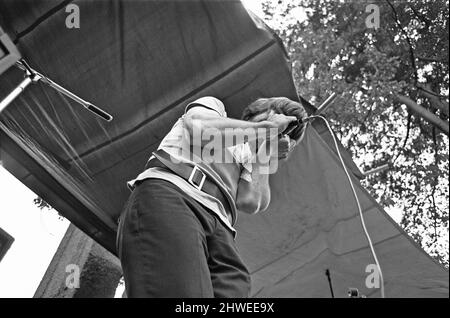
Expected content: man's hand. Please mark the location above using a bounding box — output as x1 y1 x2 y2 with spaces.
275 135 297 160
263 113 298 140
267 113 298 133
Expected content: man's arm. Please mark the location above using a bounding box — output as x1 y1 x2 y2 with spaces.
184 106 296 147
235 135 297 214
184 105 297 214
235 161 271 214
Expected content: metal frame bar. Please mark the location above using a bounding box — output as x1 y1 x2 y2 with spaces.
0 26 21 76
1 56 113 122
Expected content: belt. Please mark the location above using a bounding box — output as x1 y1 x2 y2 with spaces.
144 149 234 220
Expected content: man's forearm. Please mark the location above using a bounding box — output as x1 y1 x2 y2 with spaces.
236 162 271 214
184 108 277 147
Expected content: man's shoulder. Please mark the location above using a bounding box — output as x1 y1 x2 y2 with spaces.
185 96 227 117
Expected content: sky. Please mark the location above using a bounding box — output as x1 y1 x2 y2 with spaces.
0 0 404 298
242 0 265 17
0 166 69 298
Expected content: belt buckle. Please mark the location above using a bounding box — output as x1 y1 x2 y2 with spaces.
188 165 206 191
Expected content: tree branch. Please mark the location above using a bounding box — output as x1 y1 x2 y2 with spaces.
418 84 449 98
430 131 438 243
385 0 419 84
418 84 450 117
393 111 412 164
417 56 449 65
395 94 450 135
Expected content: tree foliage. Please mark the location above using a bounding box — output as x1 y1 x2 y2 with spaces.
33 197 52 210
261 0 449 266
34 196 65 221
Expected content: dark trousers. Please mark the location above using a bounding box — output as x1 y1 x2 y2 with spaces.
116 178 251 297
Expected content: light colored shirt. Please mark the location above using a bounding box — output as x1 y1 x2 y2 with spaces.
127 97 253 234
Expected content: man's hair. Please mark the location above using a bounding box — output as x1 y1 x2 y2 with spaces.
241 97 307 141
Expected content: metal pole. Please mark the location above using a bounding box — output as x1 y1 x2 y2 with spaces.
39 76 113 121
0 76 33 113
14 61 113 121
363 163 390 177
315 92 337 117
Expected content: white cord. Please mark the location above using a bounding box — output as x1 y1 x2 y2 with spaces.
307 115 385 298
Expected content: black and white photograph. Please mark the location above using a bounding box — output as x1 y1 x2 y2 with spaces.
0 0 448 303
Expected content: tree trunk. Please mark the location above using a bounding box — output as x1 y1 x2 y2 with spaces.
396 94 449 135
418 84 450 117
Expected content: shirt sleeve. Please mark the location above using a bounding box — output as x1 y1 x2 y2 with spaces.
184 96 227 117
240 163 253 183
228 142 253 182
